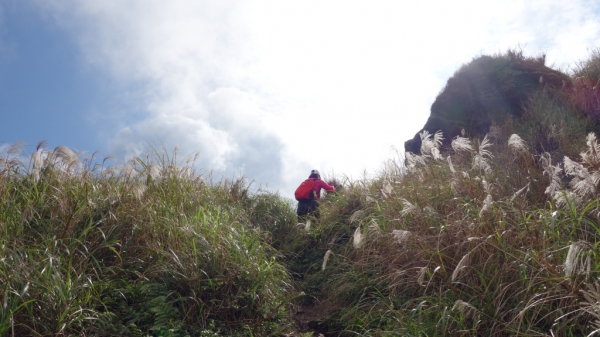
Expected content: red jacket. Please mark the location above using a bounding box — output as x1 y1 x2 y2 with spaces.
311 179 335 199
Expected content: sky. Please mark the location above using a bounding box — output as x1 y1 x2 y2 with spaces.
1 0 600 198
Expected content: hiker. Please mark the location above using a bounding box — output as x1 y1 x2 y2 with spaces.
296 169 335 222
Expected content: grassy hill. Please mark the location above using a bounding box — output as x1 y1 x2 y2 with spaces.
2 49 600 336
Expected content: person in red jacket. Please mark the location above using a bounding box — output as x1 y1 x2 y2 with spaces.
297 169 335 222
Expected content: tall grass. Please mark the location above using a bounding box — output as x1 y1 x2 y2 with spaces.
0 144 297 336
297 124 600 335
5 49 600 337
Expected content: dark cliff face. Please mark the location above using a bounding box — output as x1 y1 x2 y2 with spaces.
405 52 570 154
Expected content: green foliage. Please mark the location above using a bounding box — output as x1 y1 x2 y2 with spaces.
299 127 600 335
0 146 294 336
5 49 600 336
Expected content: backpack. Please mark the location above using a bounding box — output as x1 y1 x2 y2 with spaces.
295 178 316 201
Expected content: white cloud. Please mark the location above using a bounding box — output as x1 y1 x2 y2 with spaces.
38 0 286 188
32 0 600 197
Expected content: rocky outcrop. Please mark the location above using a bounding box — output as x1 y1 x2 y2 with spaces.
405 51 570 154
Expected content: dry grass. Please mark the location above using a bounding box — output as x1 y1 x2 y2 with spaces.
308 127 600 336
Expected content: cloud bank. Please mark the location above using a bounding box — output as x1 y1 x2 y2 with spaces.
31 0 600 196
40 0 284 187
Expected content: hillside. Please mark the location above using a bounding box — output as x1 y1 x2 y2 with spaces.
2 49 600 336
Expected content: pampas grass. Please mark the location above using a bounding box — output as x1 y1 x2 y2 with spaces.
451 136 473 153
564 241 592 277
451 253 470 282
392 229 411 246
349 210 363 224
508 133 529 155
452 300 479 319
322 250 333 271
479 194 493 217
0 142 295 336
353 226 363 249
447 155 456 173
400 198 420 217
420 130 444 156
541 152 562 196
472 135 493 174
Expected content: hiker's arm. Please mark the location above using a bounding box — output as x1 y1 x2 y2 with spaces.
318 180 335 191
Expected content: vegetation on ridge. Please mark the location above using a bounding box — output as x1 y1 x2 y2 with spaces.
2 49 600 336
0 145 298 336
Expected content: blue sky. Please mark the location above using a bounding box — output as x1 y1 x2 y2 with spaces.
1 1 600 197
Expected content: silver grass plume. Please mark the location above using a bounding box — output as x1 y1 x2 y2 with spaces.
451 253 470 282
510 182 530 202
447 156 456 173
431 147 443 161
420 130 444 157
7 141 25 156
405 151 426 169
452 300 479 318
163 165 178 179
581 133 600 167
353 226 363 248
322 250 333 271
179 166 193 180
132 182 147 200
423 206 438 219
472 135 493 174
564 241 592 277
392 229 411 246
508 134 529 155
368 219 381 236
31 151 43 183
54 145 81 170
540 153 562 196
101 166 119 179
419 130 433 154
553 190 580 209
145 164 162 180
479 194 493 217
564 156 598 197
349 210 364 224
451 136 473 153
400 198 420 217
120 164 136 180
382 180 393 197
417 267 428 286
481 179 490 194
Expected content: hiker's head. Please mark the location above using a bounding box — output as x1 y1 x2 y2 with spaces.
309 169 320 179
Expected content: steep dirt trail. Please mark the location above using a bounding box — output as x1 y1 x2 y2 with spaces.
286 300 337 337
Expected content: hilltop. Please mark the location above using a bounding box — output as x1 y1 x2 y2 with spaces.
405 49 599 157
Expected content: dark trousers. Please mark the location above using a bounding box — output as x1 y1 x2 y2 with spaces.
297 199 319 223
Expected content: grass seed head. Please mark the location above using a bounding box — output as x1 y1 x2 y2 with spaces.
452 300 479 318
400 199 420 217
322 250 333 271
508 134 529 155
417 267 428 286
447 156 456 173
479 194 493 217
392 230 411 246
349 210 364 224
353 226 363 249
564 241 592 277
451 253 470 282
452 137 473 153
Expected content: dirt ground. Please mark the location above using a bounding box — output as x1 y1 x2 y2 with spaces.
284 299 337 337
